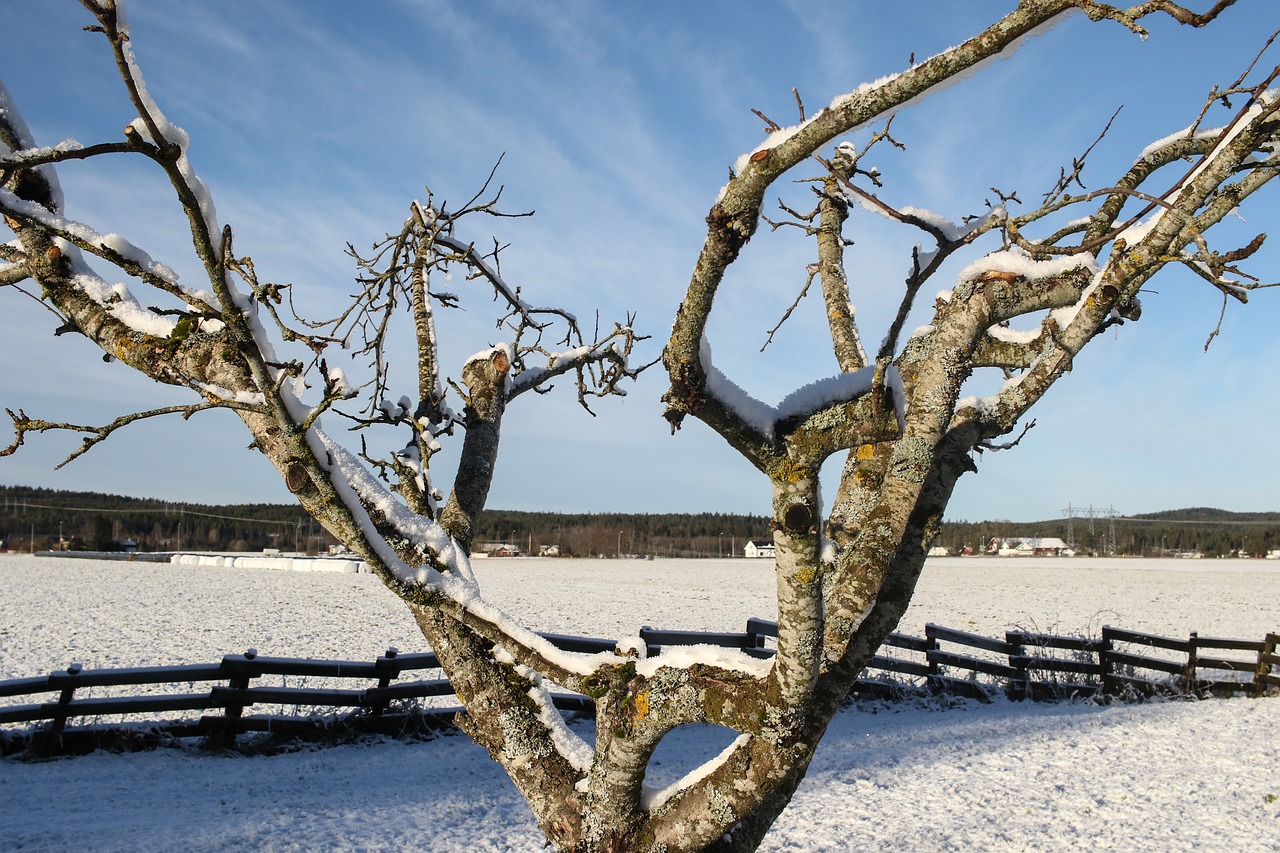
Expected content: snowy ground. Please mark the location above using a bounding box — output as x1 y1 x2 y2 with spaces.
1 555 1278 851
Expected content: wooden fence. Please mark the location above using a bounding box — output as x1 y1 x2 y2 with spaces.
2 621 1276 756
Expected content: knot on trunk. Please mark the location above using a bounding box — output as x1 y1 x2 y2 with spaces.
782 502 814 535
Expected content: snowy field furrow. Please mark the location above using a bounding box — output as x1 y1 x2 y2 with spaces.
1 555 1278 851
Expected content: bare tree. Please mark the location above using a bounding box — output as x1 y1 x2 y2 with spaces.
3 1 1277 851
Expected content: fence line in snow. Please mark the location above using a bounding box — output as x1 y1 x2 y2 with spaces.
1 620 1276 757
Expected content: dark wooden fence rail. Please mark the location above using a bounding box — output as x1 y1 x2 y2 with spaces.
2 622 1276 756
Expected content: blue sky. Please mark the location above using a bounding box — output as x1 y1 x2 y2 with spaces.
2 1 1277 522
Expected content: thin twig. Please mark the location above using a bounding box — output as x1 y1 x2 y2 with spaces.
761 267 818 352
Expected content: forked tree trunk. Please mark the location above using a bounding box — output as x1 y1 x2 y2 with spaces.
2 1 1275 851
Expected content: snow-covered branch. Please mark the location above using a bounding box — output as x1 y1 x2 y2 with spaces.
0 185 191 303
508 319 650 410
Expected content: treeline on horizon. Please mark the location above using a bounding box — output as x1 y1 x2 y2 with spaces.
1 484 1277 559
0 485 331 554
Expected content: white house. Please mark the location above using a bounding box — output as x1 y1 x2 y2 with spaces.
743 540 776 559
988 537 1072 557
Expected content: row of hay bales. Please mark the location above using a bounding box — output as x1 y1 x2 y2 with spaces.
169 553 371 573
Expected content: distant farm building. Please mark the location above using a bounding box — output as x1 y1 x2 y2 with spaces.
473 543 522 558
988 537 1073 557
743 540 776 559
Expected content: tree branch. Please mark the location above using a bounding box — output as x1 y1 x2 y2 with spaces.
0 259 31 287
664 0 1092 432
2 401 230 467
814 179 867 371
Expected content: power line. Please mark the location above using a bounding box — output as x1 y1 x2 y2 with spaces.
1062 503 1278 526
1 499 303 528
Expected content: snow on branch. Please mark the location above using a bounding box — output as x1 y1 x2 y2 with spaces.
313 431 650 687
954 247 1101 289
107 25 220 242
509 318 650 410
0 186 186 295
0 81 65 212
701 334 904 448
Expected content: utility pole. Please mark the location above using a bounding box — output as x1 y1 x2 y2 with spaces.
1107 506 1117 556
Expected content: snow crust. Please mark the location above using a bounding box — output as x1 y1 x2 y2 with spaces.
463 342 517 397
950 248 1106 347
524 667 594 772
897 205 973 240
956 368 1041 419
434 234 534 317
311 431 650 680
1137 123 1222 162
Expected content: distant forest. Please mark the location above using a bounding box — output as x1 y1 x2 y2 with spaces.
938 507 1280 558
0 485 329 555
0 484 1276 559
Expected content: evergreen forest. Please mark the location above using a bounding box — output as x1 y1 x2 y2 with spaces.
0 485 1276 559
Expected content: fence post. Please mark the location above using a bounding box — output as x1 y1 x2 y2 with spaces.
1181 632 1199 696
1256 633 1278 698
370 647 399 717
1099 629 1118 698
48 662 82 737
204 649 256 749
924 625 942 694
1005 632 1028 701
28 662 83 757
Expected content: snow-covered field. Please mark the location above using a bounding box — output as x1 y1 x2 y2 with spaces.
1 555 1278 851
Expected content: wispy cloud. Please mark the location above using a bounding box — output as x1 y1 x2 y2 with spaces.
4 1 1278 517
